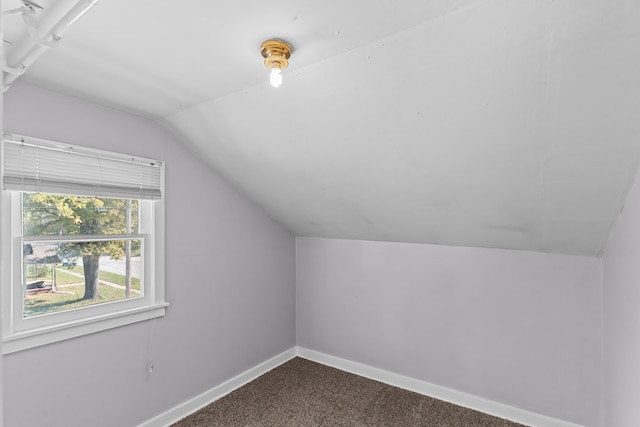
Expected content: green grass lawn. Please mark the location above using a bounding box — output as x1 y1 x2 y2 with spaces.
51 268 84 286
23 266 141 317
24 283 132 317
63 265 140 290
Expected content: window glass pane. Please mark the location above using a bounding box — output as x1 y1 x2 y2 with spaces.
22 193 139 237
23 240 142 318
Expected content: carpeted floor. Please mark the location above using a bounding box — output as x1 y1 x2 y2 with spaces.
172 357 528 427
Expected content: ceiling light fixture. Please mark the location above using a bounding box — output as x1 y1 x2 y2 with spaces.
260 39 292 88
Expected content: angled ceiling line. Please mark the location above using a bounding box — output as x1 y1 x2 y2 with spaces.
153 0 486 121
159 1 487 122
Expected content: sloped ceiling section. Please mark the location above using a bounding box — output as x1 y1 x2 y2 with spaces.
6 0 640 256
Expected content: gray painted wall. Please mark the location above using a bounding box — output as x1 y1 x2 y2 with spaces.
2 83 296 427
2 81 617 427
603 174 640 426
296 237 603 426
0 60 4 427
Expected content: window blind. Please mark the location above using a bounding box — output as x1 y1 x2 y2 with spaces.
2 134 162 200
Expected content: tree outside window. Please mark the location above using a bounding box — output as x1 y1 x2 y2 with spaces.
22 193 141 316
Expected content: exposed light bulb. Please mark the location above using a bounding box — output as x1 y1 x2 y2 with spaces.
270 68 283 88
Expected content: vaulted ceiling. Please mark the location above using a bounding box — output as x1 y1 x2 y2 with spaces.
4 0 640 256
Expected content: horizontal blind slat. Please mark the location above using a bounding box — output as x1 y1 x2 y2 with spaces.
2 135 162 200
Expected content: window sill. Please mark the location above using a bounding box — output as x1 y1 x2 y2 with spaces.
2 302 169 355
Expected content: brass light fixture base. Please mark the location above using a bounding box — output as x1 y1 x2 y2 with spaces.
260 39 292 71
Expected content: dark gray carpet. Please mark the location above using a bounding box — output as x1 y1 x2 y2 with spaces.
172 357 528 427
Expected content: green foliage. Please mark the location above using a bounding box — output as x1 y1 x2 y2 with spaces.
23 193 140 301
28 264 50 279
23 193 138 260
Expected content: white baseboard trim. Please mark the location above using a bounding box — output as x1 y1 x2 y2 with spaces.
139 346 583 427
138 347 297 427
296 347 583 427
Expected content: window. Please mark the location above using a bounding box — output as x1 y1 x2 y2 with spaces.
1 133 167 354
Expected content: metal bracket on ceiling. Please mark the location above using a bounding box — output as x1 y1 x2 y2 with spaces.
3 0 43 16
22 0 44 10
2 0 100 92
2 63 26 76
22 6 61 49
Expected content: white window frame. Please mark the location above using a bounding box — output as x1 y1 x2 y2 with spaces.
1 135 167 354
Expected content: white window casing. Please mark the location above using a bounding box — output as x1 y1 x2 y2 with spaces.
1 133 167 354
